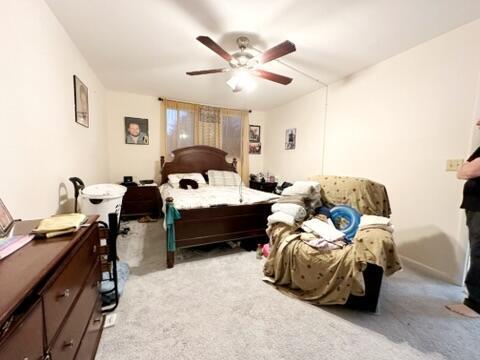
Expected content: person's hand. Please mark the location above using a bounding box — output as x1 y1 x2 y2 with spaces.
457 163 469 179
457 158 480 179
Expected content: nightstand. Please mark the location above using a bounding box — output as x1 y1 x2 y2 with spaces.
249 180 278 193
120 185 162 220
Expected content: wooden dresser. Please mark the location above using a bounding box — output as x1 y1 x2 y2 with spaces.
0 216 104 360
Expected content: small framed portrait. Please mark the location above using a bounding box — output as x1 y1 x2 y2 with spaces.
249 143 261 155
125 117 149 145
73 75 89 127
285 128 296 150
249 125 261 143
0 198 14 237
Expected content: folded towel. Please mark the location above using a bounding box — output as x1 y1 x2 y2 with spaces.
267 212 296 226
302 218 345 242
276 195 308 207
359 215 391 228
281 181 320 197
33 213 87 238
271 203 307 222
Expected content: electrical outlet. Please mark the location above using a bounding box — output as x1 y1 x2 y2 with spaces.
446 159 464 172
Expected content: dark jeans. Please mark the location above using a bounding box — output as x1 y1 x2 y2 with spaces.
466 211 480 303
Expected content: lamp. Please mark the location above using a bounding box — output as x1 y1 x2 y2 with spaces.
226 70 256 92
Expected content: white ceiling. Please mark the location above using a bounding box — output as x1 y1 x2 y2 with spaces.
46 0 480 110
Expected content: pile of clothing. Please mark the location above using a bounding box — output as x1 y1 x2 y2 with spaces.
266 181 394 251
262 177 402 306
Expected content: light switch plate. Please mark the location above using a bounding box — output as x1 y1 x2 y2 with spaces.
446 159 464 172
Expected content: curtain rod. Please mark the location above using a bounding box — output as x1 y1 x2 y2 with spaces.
158 97 252 113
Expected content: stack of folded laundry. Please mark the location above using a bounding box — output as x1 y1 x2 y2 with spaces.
32 213 88 238
267 181 321 226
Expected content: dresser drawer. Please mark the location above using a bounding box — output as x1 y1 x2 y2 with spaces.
50 261 101 360
0 300 43 360
43 227 98 343
75 298 103 360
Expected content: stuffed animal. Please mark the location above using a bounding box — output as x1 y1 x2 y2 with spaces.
179 178 199 190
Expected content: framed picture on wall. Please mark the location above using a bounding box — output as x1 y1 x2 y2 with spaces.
285 128 296 150
73 75 89 127
0 198 14 237
249 143 261 154
125 117 149 145
249 125 261 142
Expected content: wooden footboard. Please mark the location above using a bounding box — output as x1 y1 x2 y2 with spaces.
166 202 271 268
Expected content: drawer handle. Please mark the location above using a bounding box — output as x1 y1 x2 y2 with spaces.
92 280 100 288
58 289 70 299
63 339 74 348
93 316 102 323
93 245 97 254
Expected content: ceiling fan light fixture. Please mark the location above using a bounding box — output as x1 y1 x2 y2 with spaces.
227 70 256 92
238 55 248 65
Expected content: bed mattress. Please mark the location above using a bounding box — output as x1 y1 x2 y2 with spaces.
159 184 279 210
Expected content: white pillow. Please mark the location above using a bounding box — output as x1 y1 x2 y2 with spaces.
167 173 207 188
207 170 241 186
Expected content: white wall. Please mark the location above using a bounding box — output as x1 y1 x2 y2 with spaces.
0 0 108 219
106 91 162 183
263 19 480 284
249 111 267 175
263 89 327 183
325 19 480 284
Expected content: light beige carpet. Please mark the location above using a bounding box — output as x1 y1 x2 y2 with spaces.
96 221 479 360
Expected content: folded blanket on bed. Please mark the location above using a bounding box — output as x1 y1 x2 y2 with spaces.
359 215 391 228
301 218 345 242
282 181 321 197
271 203 307 222
267 212 296 226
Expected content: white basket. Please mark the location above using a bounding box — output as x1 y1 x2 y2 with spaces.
80 184 127 224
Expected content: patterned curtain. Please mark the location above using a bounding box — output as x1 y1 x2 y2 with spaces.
196 106 221 147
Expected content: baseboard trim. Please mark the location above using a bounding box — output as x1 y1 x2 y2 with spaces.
400 255 463 286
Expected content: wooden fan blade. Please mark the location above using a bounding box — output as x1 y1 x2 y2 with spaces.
196 36 232 62
253 69 293 85
186 68 229 76
259 40 296 64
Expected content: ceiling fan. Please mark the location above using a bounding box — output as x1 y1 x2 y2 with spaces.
186 36 296 92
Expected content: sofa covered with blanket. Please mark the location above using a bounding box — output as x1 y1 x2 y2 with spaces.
263 175 402 312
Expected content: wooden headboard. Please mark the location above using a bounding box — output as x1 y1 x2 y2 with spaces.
160 145 237 184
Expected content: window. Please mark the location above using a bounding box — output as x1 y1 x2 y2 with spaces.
166 107 194 159
221 114 241 159
165 101 244 161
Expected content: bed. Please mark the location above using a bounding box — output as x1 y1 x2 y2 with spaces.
159 145 279 268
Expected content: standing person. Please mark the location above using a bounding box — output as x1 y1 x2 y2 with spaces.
447 120 480 318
